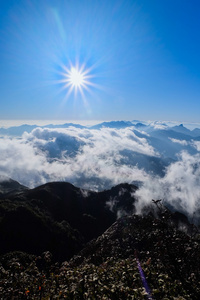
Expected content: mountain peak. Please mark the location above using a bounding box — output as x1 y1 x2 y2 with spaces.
0 176 28 196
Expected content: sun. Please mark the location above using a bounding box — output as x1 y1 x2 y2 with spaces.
55 61 101 103
68 67 84 88
58 63 93 98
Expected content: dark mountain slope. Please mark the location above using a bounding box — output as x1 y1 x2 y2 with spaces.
17 182 137 239
0 198 83 262
0 181 137 261
69 214 200 299
0 177 199 298
1 213 199 299
0 176 28 198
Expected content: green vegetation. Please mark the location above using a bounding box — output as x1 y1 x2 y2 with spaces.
0 213 199 299
0 181 199 299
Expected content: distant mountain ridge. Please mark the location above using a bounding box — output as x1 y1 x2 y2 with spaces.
90 120 134 129
1 120 200 193
1 120 200 139
0 123 85 136
171 124 200 137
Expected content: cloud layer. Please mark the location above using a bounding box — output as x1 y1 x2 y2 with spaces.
1 123 200 217
135 151 200 217
0 126 156 190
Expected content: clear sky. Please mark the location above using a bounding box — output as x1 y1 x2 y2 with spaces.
0 0 200 122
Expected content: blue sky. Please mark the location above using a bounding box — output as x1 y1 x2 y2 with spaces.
0 0 200 122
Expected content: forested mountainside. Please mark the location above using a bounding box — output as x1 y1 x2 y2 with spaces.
0 179 199 299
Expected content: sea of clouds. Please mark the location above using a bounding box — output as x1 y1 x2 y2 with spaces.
0 121 200 216
0 126 154 189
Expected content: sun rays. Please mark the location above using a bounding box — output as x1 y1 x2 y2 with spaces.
56 62 95 99
68 67 85 88
51 59 104 115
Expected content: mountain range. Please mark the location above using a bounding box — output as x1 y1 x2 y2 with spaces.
1 120 200 191
0 121 200 298
0 177 138 261
0 177 199 299
0 177 196 261
1 120 200 137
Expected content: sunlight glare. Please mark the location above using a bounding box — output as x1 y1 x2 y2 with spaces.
69 67 84 87
55 61 103 104
60 63 92 97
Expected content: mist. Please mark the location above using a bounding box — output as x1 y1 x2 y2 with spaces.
135 151 200 218
0 122 200 217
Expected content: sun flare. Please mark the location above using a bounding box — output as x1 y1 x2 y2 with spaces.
58 63 93 98
55 61 102 105
68 67 84 88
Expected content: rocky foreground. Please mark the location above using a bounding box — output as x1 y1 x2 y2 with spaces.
0 179 200 299
1 212 200 299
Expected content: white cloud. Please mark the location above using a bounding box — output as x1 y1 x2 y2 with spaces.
149 121 168 130
135 151 200 216
192 141 200 151
0 127 157 190
1 125 200 218
169 138 188 146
